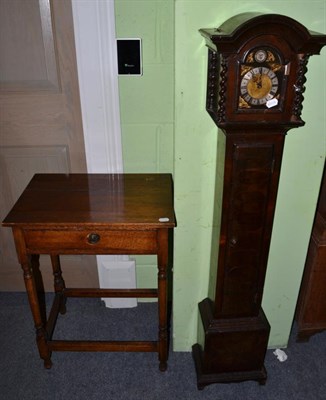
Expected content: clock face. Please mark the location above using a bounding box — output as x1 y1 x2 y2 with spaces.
238 48 283 110
240 67 279 106
254 50 267 63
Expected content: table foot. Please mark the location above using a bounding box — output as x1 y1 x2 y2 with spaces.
44 358 52 369
60 306 66 315
159 361 167 372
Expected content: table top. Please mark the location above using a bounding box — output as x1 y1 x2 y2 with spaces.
2 174 176 229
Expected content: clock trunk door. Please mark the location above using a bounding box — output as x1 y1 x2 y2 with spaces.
214 133 285 318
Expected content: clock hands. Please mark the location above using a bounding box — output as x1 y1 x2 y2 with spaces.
252 68 263 89
240 66 278 106
256 68 263 89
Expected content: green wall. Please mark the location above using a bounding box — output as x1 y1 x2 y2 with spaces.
115 0 174 175
115 0 326 351
115 0 175 289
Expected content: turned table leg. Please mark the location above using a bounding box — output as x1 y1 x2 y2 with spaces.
50 255 66 314
30 254 47 325
21 258 52 369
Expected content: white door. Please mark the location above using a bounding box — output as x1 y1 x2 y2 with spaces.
0 0 98 290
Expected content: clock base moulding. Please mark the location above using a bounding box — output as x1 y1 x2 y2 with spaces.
192 298 270 390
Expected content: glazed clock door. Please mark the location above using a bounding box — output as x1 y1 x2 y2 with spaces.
240 66 279 107
238 47 284 110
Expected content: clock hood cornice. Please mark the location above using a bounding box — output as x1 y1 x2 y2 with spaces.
200 13 326 55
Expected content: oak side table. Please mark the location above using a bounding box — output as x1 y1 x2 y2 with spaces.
2 173 175 371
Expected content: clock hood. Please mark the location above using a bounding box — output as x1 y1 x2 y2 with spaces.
200 13 326 55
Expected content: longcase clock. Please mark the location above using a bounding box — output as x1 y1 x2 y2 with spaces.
192 13 326 389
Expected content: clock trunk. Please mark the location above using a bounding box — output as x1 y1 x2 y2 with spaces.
193 12 326 390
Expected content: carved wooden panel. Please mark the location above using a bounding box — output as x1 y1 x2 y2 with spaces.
0 0 59 91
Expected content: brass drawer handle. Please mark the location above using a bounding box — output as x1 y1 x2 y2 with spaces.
87 233 100 244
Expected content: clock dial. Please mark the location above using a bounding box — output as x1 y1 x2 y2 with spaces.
254 50 267 63
240 67 279 106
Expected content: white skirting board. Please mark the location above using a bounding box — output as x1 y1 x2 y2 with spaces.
97 256 137 308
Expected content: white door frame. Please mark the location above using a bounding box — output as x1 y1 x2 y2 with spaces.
71 0 137 307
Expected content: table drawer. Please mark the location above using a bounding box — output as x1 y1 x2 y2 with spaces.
24 229 158 254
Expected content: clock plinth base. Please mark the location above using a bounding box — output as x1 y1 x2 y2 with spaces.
192 298 270 390
192 344 267 390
